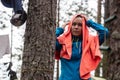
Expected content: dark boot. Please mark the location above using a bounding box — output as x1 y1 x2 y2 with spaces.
10 10 27 27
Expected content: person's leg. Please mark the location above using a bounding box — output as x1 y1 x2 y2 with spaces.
11 0 23 13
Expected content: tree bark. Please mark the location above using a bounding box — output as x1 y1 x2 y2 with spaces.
104 0 120 79
56 0 60 27
20 0 57 80
95 0 102 77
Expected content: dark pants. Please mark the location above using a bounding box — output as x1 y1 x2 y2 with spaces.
11 0 23 12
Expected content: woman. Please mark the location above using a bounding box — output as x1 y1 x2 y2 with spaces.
55 14 109 80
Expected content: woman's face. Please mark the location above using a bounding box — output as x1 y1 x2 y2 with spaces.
71 17 82 36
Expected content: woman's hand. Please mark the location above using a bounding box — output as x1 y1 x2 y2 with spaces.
80 13 88 20
62 22 69 29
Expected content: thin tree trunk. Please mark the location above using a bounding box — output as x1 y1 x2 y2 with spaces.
20 0 57 80
95 0 102 77
97 0 102 24
56 0 60 79
56 0 60 27
102 0 110 78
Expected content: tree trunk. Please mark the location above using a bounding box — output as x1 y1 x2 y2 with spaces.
102 0 110 78
97 0 102 24
20 0 57 80
104 0 120 79
56 0 60 27
95 0 102 77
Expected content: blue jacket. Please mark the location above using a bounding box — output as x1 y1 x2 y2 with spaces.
56 20 109 80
